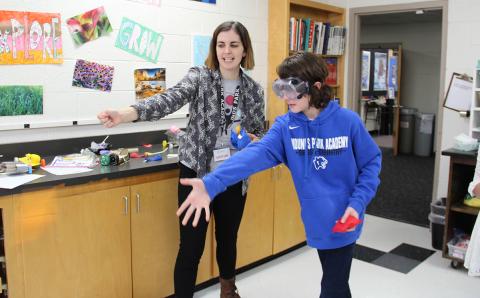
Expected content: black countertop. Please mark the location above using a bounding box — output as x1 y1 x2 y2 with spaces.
0 144 179 196
441 148 477 159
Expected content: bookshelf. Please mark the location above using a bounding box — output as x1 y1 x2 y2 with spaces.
470 61 480 139
268 0 345 123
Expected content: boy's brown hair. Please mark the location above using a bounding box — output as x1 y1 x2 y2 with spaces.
276 52 333 108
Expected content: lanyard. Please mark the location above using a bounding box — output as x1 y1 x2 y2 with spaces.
219 85 240 134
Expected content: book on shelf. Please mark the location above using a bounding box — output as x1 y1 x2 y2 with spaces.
325 57 337 86
288 17 346 56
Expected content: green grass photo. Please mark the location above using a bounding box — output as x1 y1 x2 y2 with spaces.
0 86 43 116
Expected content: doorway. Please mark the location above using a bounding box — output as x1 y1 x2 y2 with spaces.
347 2 447 226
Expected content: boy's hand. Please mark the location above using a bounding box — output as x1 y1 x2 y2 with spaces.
340 207 360 232
176 178 211 227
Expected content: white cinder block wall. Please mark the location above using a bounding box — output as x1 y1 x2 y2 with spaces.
0 0 267 144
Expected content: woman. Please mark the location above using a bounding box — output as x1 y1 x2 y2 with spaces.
176 52 382 298
98 21 264 298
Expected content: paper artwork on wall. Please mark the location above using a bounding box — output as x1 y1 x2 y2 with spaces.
115 17 164 63
192 35 211 67
361 50 370 91
0 85 43 116
0 10 62 64
126 0 162 6
190 0 216 4
373 52 387 91
66 7 112 46
72 59 114 92
134 68 166 100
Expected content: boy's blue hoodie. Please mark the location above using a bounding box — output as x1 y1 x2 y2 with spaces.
203 101 382 249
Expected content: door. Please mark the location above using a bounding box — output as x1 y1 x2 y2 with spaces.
130 178 212 298
17 186 132 298
273 165 305 254
235 170 274 268
391 45 402 156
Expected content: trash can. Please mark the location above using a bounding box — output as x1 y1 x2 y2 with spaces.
399 107 417 154
429 198 446 250
414 112 435 157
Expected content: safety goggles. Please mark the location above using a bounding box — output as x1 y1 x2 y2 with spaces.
272 77 309 100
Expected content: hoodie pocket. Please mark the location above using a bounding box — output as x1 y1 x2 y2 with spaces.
299 193 349 241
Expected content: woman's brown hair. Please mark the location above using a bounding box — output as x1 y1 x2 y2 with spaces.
205 21 255 70
276 52 333 108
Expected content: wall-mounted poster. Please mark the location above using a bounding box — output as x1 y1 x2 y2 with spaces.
0 10 62 64
361 50 371 91
192 35 211 66
115 17 164 63
126 0 162 6
72 59 114 92
373 52 387 91
190 0 216 3
0 86 43 116
66 7 112 46
134 68 166 100
387 55 397 91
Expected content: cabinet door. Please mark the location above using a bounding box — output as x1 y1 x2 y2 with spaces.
273 165 305 253
0 195 25 298
130 178 212 298
16 186 132 298
235 170 274 268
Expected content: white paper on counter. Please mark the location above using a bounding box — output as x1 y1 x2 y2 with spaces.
41 166 93 176
0 174 44 189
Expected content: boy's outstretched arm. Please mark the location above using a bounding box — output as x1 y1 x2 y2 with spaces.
176 178 212 227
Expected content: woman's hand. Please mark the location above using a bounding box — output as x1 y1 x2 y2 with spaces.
340 207 360 232
247 133 259 142
97 107 138 128
176 178 212 227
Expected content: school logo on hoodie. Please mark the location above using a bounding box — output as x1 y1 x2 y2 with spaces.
291 136 349 170
313 156 328 170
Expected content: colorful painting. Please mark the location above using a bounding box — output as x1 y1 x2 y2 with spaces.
0 86 43 116
126 0 162 6
373 52 387 91
66 7 112 46
0 10 62 64
192 35 211 66
361 50 371 91
388 55 398 91
134 68 166 100
115 17 163 63
72 59 114 92
191 0 216 3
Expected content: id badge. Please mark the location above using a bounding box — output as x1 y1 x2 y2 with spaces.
213 148 230 162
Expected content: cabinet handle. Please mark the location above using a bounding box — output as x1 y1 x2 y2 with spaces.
123 196 129 215
136 193 140 213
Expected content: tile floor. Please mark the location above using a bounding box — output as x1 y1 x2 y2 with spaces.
196 215 480 298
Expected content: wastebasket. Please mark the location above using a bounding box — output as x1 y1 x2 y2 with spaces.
429 198 446 250
414 112 435 157
399 107 417 154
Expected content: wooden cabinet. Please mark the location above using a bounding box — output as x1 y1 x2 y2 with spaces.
264 0 344 254
130 178 212 298
441 149 479 268
0 195 24 298
6 170 212 298
268 0 345 123
234 170 274 268
14 186 132 298
272 165 305 254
